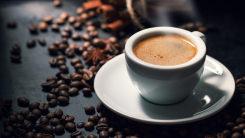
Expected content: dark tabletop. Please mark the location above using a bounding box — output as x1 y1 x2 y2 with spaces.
0 0 245 137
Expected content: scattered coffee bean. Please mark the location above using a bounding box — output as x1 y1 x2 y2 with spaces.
68 16 77 24
88 115 98 124
48 45 59 55
9 115 17 123
83 70 93 81
236 117 245 124
77 122 85 128
35 133 43 138
26 113 38 123
7 21 17 28
80 13 90 21
232 132 242 138
33 123 43 132
29 102 40 111
68 87 79 96
88 10 97 17
57 96 69 105
11 43 21 55
54 109 63 118
27 39 36 48
41 80 56 90
84 122 94 131
86 25 96 32
44 125 54 134
49 58 57 67
59 84 69 91
39 117 49 125
51 24 60 31
60 12 69 20
60 73 71 81
28 23 38 33
53 0 62 6
39 22 48 31
59 90 70 98
108 127 116 137
98 117 109 124
50 118 60 126
71 58 82 66
49 99 58 107
38 38 46 46
57 60 66 67
99 130 109 138
74 63 84 71
61 31 71 38
70 131 82 138
55 124 65 135
65 48 75 57
59 65 69 73
76 7 85 15
9 111 19 116
17 97 30 107
16 114 25 123
46 76 57 82
31 109 42 118
87 134 97 138
89 30 98 37
65 122 76 132
56 18 66 25
70 81 83 89
81 79 91 88
39 103 49 114
73 22 82 30
10 55 21 63
47 94 57 101
25 131 35 138
72 33 81 40
46 112 55 120
96 123 109 132
43 15 53 23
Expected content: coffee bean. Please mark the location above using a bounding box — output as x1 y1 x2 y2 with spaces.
70 131 82 138
33 123 43 132
57 60 66 67
84 122 94 131
39 22 48 31
59 65 69 73
20 111 30 119
76 7 85 14
59 90 70 98
72 33 81 40
87 134 97 138
29 102 40 111
31 109 42 118
59 84 69 91
60 12 69 20
39 103 49 114
27 39 36 48
88 10 97 17
53 0 62 6
233 126 243 132
28 23 38 34
70 58 82 66
232 132 242 138
73 22 82 30
61 115 75 123
39 117 49 125
96 113 103 120
43 134 54 138
59 43 68 53
236 117 245 124
55 124 65 135
44 125 54 134
49 99 58 107
80 13 90 21
10 55 21 62
77 122 85 128
63 26 72 33
55 18 66 25
11 44 21 54
108 127 116 137
89 30 98 37
81 33 91 41
57 96 69 105
65 122 76 132
35 133 43 138
48 45 59 55
42 80 56 90
88 115 98 124
50 118 60 126
4 125 15 134
56 54 66 61
65 48 75 57
99 130 109 138
50 88 59 95
22 121 33 131
96 123 109 132
86 25 96 32
60 73 71 82
7 21 17 29
51 24 60 31
61 31 71 38
46 112 55 120
98 117 109 124
16 114 24 123
49 58 57 67
68 16 77 24
17 97 30 107
47 94 57 101
81 79 91 88
68 87 79 96
70 81 83 89
26 113 38 123
43 15 53 23
25 131 35 138
83 70 93 81
38 38 46 46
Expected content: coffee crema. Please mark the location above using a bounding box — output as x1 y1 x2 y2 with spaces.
133 35 197 66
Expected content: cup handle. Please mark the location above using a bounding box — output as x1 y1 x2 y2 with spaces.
192 31 206 43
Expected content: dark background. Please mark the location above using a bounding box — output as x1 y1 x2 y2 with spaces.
0 0 245 137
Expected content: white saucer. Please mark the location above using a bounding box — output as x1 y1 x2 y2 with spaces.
94 54 235 125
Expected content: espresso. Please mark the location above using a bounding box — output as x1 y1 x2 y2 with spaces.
133 35 197 66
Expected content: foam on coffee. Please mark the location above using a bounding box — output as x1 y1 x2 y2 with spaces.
133 35 197 66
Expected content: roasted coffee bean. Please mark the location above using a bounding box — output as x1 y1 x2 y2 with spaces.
11 44 21 55
31 109 41 118
61 115 75 123
52 40 61 47
37 38 46 46
33 123 43 132
88 10 96 17
35 133 43 138
50 118 60 126
70 81 83 89
59 84 69 91
14 128 26 137
68 16 76 24
236 117 245 124
49 99 58 107
65 122 76 132
22 121 33 131
27 39 36 48
72 74 83 81
89 30 98 37
29 102 40 111
53 0 62 6
98 117 109 124
89 66 97 73
44 125 54 134
56 60 66 67
83 70 93 81
82 33 91 41
61 31 71 38
76 7 85 14
25 131 35 138
46 112 55 120
96 112 103 119
48 45 59 55
73 22 82 30
72 33 81 40
46 76 57 82
3 120 12 128
108 36 118 43
57 96 69 105
16 114 24 123
4 125 15 134
12 123 22 129
80 13 90 21
70 131 82 138
49 58 57 67
85 20 100 27
70 72 78 78
39 103 49 113
99 130 109 138
88 115 98 124
84 122 94 131
86 25 96 32
10 55 21 62
47 94 57 101
26 113 38 123
56 18 66 25
87 134 97 138
43 15 53 23
71 58 82 65
39 22 48 31
39 117 49 125
28 23 38 34
56 55 66 61
51 24 60 31
50 88 59 95
42 80 56 90
96 123 109 132
81 79 91 88
17 97 30 107
43 134 54 138
19 111 30 119
68 87 79 96
65 48 75 57
7 21 17 28
59 90 70 98
77 122 85 128
58 43 68 53
55 124 65 135
59 65 69 73
108 127 116 137
232 132 242 138
82 88 91 96
63 26 72 33
60 12 69 20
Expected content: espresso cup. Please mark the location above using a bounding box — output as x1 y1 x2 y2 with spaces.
125 27 206 104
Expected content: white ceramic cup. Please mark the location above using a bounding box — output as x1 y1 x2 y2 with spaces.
125 27 206 104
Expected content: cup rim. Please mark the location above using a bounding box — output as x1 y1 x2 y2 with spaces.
125 27 206 70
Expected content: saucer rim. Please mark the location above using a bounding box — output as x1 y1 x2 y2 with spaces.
94 54 235 125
